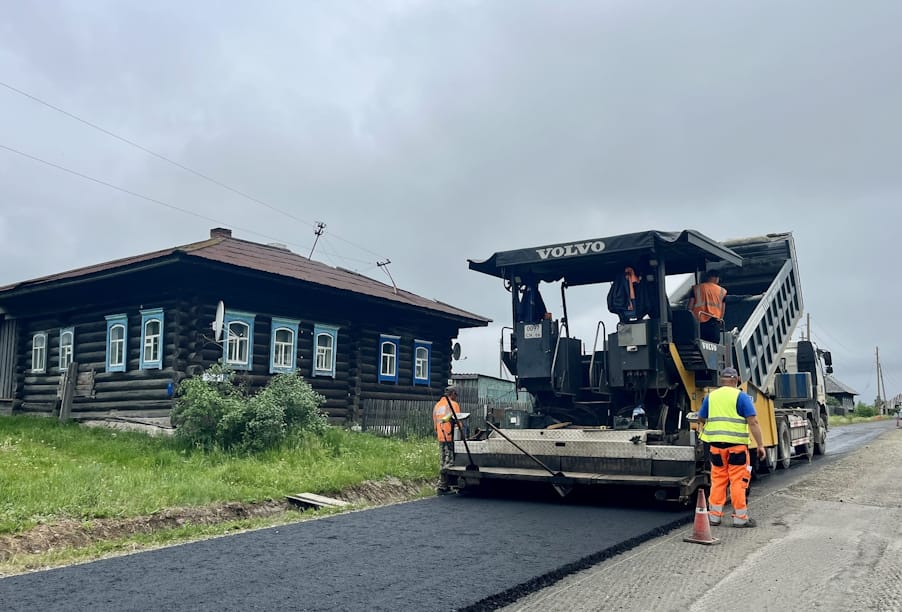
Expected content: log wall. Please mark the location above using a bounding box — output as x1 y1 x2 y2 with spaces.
5 262 482 424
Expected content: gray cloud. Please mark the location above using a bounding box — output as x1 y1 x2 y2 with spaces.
2 0 900 400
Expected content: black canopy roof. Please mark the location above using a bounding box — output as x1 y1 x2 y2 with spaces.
468 229 742 286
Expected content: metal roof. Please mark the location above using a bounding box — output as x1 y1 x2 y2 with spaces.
825 375 859 397
0 230 490 326
468 229 742 286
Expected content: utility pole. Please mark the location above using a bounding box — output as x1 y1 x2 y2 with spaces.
376 259 398 294
876 346 886 414
308 221 326 259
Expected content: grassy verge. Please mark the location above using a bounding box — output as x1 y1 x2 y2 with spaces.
828 414 893 427
0 416 437 536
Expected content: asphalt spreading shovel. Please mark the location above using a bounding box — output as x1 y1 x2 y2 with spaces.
444 397 479 473
485 421 573 498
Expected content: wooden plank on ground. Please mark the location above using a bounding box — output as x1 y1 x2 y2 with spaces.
285 493 350 510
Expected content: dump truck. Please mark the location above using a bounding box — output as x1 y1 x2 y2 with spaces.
445 229 829 502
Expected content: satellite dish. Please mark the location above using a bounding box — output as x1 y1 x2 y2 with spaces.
212 301 225 341
452 342 461 361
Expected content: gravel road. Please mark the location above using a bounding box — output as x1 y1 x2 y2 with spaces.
503 420 902 611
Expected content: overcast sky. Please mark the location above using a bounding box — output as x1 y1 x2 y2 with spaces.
2 0 900 403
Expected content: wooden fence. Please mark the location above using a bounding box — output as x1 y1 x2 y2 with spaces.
360 394 532 438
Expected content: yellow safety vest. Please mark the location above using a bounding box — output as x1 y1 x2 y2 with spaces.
700 386 749 445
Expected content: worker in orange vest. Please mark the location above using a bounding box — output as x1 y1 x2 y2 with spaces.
689 270 727 343
433 385 463 495
698 367 766 527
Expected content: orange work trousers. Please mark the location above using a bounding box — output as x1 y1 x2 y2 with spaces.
707 445 751 521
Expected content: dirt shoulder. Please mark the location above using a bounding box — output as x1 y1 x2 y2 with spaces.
0 477 430 567
504 426 902 612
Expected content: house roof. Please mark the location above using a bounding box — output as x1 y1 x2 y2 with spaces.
0 228 490 326
825 375 859 397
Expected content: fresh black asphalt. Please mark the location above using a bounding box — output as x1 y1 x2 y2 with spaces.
0 493 690 611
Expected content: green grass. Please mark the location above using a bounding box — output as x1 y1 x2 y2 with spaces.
0 416 437 536
828 414 893 427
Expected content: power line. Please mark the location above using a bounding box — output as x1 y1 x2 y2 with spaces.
0 142 313 251
0 79 390 260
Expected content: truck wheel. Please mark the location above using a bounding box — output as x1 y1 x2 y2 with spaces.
777 419 792 469
814 412 828 456
764 447 778 472
797 419 814 461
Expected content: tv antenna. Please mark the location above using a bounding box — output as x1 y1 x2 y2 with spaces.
377 259 398 294
308 221 326 259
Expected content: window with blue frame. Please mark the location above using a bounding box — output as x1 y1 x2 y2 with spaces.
105 314 128 373
313 324 338 377
223 310 255 370
140 308 164 370
413 340 431 385
378 334 400 383
59 327 74 370
270 317 300 373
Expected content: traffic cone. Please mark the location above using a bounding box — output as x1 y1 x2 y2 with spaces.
683 488 720 545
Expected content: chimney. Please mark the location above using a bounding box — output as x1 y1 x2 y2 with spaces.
210 227 232 239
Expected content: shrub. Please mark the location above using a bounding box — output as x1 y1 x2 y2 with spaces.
257 373 328 435
173 366 327 453
172 365 242 451
853 403 877 418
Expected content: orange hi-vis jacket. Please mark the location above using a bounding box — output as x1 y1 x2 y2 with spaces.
433 397 462 442
690 281 727 323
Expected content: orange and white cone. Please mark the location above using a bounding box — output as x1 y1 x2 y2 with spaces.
683 488 720 545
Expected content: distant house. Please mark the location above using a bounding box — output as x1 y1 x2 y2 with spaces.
0 228 490 423
825 375 858 415
450 372 534 425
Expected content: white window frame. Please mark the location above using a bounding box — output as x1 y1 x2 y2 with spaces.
31 333 47 373
413 340 432 385
378 334 400 383
313 324 339 378
140 308 164 370
269 318 300 374
105 314 128 373
59 327 74 371
222 310 255 371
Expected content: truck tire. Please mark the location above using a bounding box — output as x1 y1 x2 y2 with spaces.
814 410 828 456
777 418 792 469
797 419 814 461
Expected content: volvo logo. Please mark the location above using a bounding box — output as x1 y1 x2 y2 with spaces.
536 240 605 260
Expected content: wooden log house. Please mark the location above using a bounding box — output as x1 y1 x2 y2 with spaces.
0 228 490 423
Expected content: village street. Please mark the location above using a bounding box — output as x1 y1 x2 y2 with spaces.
0 420 895 611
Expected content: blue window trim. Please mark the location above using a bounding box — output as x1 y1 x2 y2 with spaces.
223 310 255 371
270 317 300 374
58 327 75 371
413 339 432 385
378 334 400 384
105 314 128 373
312 324 339 378
140 308 165 370
31 332 47 373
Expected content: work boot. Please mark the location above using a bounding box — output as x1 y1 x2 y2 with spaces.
436 488 456 496
709 516 722 526
733 518 757 528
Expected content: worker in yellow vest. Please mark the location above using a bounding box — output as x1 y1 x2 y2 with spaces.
698 367 766 527
433 385 463 495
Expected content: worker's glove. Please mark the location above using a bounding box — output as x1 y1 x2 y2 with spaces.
442 414 453 423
